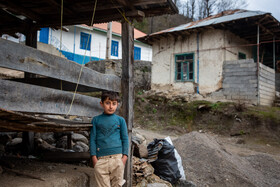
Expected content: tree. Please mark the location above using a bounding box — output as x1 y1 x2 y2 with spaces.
197 0 216 19
216 0 248 13
190 0 196 20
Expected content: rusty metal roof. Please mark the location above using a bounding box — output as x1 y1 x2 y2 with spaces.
151 10 266 35
139 9 280 44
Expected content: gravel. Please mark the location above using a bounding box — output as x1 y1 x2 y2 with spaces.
173 131 280 187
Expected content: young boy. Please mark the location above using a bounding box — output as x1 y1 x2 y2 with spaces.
90 91 129 187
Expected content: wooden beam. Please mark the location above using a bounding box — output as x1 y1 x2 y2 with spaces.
23 27 38 155
0 1 40 21
258 22 275 36
115 0 136 11
0 79 103 117
126 10 145 18
47 0 74 15
121 19 134 187
10 77 102 92
42 152 90 162
0 120 91 132
0 38 121 92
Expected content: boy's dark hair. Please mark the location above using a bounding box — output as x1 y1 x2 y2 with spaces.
101 91 120 102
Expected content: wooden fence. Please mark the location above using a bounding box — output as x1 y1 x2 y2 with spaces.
0 38 121 132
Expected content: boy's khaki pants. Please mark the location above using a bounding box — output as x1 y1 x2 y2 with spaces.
94 154 125 187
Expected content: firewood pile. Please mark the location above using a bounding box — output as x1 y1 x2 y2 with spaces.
133 156 172 187
132 131 172 187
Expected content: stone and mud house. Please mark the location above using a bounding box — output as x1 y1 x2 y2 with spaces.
138 10 280 106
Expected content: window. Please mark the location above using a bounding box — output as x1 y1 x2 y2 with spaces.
175 53 194 81
238 52 246 60
80 32 91 50
134 46 141 60
111 40 119 57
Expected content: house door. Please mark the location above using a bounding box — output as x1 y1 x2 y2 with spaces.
39 28 49 44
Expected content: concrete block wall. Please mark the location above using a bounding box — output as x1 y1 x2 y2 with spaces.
259 64 275 106
211 59 258 105
276 73 280 92
222 59 258 105
211 59 276 106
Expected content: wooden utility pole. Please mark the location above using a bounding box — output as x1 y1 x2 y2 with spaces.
106 22 112 59
121 19 134 187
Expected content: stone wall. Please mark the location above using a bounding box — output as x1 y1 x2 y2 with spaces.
259 64 275 106
86 60 151 90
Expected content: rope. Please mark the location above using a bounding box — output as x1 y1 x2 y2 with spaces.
60 0 64 90
66 0 98 116
65 0 130 116
110 0 132 25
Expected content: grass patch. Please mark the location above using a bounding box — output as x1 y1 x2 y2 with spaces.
244 106 280 123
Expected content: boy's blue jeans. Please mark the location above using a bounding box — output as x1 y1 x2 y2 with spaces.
94 154 125 187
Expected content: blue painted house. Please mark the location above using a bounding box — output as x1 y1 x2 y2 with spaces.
38 22 152 64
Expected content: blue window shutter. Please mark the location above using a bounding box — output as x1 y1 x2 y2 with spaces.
39 28 49 44
111 40 119 57
134 46 141 60
80 32 91 50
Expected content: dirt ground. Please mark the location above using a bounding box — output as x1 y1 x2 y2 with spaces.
0 128 280 187
0 157 95 187
136 128 280 187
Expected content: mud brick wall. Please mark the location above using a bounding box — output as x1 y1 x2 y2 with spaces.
259 64 275 106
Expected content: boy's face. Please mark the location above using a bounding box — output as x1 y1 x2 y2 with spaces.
100 98 118 115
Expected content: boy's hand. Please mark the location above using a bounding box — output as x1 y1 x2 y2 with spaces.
92 156 98 168
122 155 127 165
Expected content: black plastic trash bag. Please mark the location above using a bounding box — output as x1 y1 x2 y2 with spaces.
147 138 181 184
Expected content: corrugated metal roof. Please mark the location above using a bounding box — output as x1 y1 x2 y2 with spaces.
151 10 268 36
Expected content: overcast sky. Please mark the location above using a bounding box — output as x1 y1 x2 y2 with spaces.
246 0 280 21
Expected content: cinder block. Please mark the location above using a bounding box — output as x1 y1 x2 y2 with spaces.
240 63 257 68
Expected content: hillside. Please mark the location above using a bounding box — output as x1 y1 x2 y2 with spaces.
134 91 280 149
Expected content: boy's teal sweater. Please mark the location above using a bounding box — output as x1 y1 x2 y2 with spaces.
90 113 129 157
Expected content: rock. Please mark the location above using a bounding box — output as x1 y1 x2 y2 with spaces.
0 144 5 157
134 143 148 158
0 132 12 144
35 138 56 151
40 132 56 145
47 165 56 170
146 174 172 187
56 136 73 149
73 144 84 152
136 179 147 187
17 132 22 138
74 141 89 152
197 105 211 111
7 138 22 146
60 169 66 173
147 183 169 187
236 138 245 144
133 132 146 145
175 179 197 187
71 133 88 144
79 131 89 139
